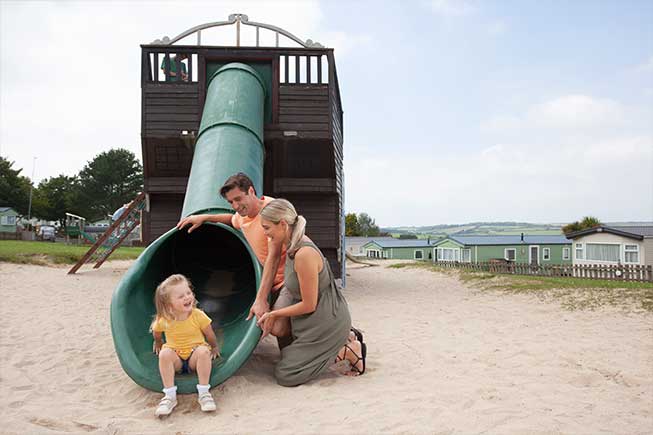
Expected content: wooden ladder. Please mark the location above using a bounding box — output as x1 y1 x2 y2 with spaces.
68 192 146 274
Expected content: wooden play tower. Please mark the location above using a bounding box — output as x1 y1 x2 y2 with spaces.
139 14 344 277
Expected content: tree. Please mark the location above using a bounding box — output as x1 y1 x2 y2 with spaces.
0 156 32 215
562 216 602 234
357 212 381 237
75 149 143 220
398 233 418 239
345 213 360 236
33 175 78 227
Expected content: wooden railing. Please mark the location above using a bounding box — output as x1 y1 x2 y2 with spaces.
433 261 653 283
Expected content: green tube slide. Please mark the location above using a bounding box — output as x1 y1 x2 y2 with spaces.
111 63 266 393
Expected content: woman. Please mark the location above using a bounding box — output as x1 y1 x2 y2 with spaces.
257 199 366 386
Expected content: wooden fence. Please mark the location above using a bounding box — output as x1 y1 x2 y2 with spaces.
434 261 653 283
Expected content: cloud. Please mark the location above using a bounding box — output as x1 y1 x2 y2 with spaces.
0 1 329 182
488 20 508 36
347 93 653 226
317 31 373 58
481 94 627 133
634 55 653 73
345 134 653 226
428 0 477 17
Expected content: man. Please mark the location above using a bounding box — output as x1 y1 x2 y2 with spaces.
176 173 291 341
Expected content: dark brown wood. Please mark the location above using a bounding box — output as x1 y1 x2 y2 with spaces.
68 192 146 274
279 85 328 95
295 55 300 84
272 55 279 124
141 45 344 277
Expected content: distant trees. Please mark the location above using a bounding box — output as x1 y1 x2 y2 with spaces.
345 212 381 237
345 213 359 236
32 175 79 228
76 149 143 219
0 157 33 215
398 233 418 239
0 149 143 223
562 216 602 234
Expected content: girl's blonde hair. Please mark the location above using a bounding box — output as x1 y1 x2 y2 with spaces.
150 274 196 330
260 198 306 255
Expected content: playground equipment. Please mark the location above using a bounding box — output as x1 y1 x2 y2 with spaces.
64 213 94 244
68 193 146 274
111 15 344 393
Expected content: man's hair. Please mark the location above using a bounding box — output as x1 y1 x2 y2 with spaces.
219 173 256 198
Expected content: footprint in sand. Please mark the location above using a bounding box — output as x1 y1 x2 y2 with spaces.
29 417 70 432
73 421 99 432
12 385 33 392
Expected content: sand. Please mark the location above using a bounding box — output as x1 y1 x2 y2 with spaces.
1 260 652 434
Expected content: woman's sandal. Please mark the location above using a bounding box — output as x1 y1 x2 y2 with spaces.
341 342 366 376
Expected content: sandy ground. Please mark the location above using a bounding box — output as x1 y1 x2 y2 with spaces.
1 260 652 434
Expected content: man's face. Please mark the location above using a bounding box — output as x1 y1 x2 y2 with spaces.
224 186 257 217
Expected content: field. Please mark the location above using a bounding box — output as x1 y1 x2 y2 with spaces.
0 240 144 265
390 261 653 312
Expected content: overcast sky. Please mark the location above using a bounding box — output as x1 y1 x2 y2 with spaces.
1 0 652 226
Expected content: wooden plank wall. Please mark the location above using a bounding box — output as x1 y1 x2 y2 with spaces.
283 194 339 248
143 83 200 137
272 85 330 139
143 138 193 178
144 194 185 241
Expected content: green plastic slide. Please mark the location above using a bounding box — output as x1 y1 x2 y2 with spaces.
111 63 267 393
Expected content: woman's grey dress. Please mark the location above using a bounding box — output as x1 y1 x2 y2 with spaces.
275 240 352 386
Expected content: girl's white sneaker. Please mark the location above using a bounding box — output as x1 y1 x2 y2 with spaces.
198 392 216 412
155 396 177 416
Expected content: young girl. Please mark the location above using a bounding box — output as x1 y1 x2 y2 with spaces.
150 274 220 416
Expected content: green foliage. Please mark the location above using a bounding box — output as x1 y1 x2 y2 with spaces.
33 175 79 227
345 213 359 236
562 216 602 234
0 240 144 265
0 156 33 215
398 233 418 239
345 212 381 237
357 212 381 237
76 149 143 220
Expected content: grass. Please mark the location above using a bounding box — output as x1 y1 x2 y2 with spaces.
388 261 653 312
0 240 144 266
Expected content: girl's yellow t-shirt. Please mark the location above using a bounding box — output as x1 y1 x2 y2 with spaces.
152 308 212 359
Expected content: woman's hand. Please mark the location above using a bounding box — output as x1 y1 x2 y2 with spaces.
257 311 277 338
153 341 162 355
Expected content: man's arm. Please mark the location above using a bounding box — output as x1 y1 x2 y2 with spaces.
246 237 283 320
176 214 233 233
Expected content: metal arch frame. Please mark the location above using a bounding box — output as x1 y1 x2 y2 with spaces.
151 13 324 48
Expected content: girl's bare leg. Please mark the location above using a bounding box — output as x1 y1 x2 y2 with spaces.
189 345 212 385
158 348 182 388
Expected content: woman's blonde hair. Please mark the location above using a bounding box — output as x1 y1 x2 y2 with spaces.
260 198 306 255
150 274 196 330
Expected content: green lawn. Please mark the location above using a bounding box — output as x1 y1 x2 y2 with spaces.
389 261 653 312
0 240 144 265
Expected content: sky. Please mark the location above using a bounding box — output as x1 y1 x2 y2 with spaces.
1 0 652 227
